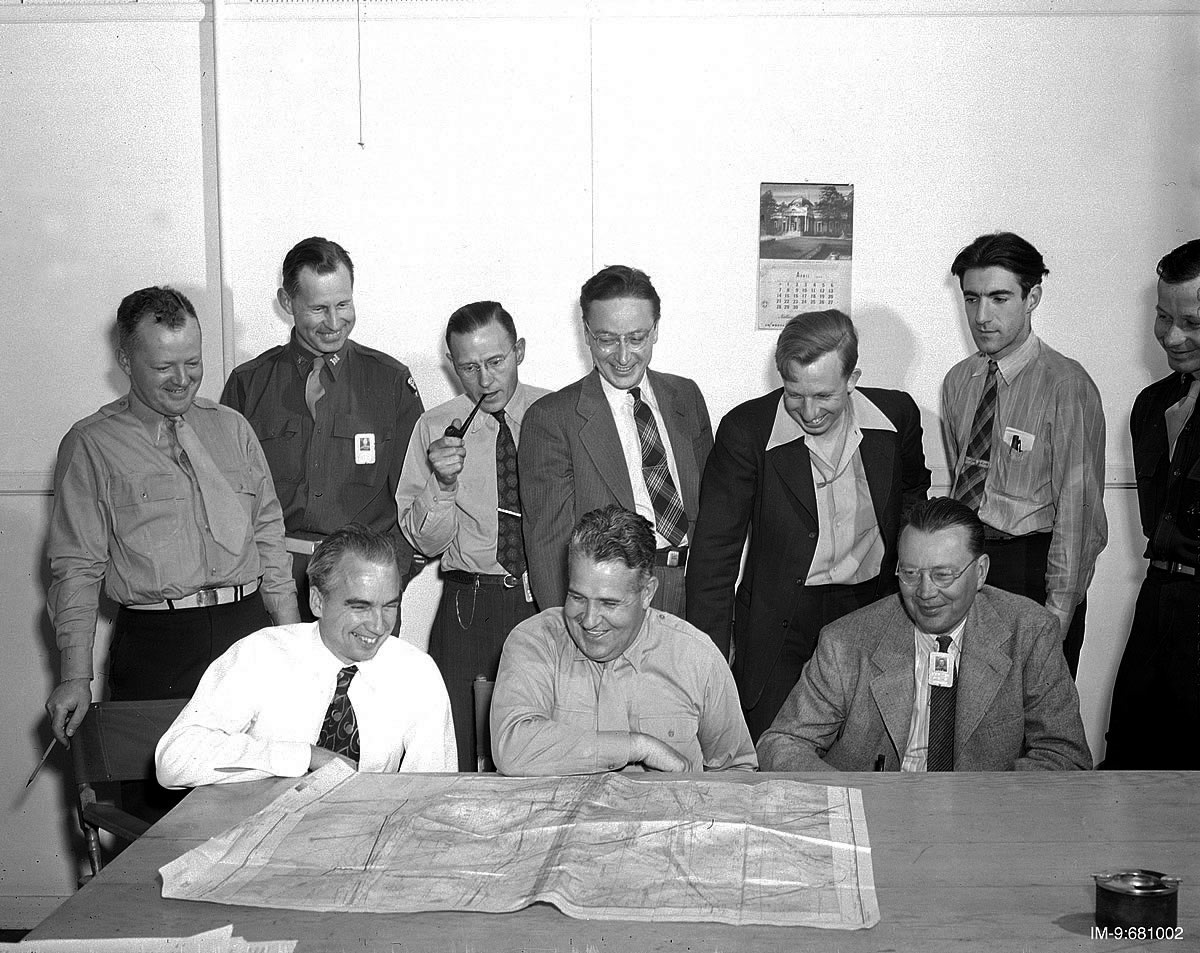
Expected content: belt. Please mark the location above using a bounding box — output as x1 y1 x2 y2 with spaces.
1150 559 1197 577
286 536 319 556
654 546 688 568
443 570 522 589
126 578 261 611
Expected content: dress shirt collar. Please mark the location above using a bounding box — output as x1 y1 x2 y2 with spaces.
460 382 539 436
913 614 967 649
288 331 347 381
567 609 655 672
766 388 895 452
974 331 1039 384
598 368 656 410
307 620 385 675
125 388 183 442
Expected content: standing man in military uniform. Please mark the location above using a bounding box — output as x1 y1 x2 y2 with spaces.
222 237 423 619
46 286 298 747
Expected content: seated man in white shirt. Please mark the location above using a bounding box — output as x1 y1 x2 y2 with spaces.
156 525 456 787
757 497 1091 772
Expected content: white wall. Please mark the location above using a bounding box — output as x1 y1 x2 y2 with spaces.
1 0 1196 926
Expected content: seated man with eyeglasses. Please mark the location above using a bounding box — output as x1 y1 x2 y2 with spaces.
757 497 1091 772
519 265 713 618
395 301 549 771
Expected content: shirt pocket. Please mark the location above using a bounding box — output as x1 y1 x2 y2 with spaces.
220 468 260 528
110 472 185 554
988 424 1050 505
332 416 394 486
636 713 696 748
256 416 304 488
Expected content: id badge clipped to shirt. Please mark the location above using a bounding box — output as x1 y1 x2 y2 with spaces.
929 650 955 688
354 433 376 465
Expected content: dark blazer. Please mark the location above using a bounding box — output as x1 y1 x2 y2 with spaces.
685 386 930 708
1131 372 1199 546
519 368 713 610
756 587 1092 771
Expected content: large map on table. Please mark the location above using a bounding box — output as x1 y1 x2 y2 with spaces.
161 762 878 929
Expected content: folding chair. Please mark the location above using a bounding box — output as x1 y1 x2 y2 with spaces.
472 676 496 773
70 698 188 881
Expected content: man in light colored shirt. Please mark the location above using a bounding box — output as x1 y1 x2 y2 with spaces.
942 232 1107 677
492 505 757 776
396 301 549 770
519 265 713 617
46 286 299 748
156 525 455 787
757 498 1090 772
687 311 930 740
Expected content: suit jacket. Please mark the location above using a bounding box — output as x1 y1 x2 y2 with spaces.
1131 372 1200 551
685 386 930 708
519 368 713 610
756 586 1092 771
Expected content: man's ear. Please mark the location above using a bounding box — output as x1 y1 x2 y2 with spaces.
1025 284 1042 314
975 553 990 590
641 573 660 609
117 347 131 377
277 287 294 316
309 585 324 619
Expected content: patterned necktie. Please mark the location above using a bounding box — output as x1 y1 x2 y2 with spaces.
630 387 687 546
493 410 526 578
305 355 326 420
167 416 249 555
954 359 999 511
1165 375 1199 460
316 665 360 766
926 635 956 772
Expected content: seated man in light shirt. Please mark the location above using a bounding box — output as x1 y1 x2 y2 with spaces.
492 505 757 776
156 525 455 787
757 497 1091 772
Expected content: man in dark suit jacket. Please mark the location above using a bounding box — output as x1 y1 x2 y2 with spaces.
1104 238 1200 769
758 497 1091 772
687 310 930 739
520 265 712 616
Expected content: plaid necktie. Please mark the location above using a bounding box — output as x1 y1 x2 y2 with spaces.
166 416 250 555
926 636 956 772
954 360 998 511
493 410 526 578
316 665 360 766
305 356 326 420
630 387 687 546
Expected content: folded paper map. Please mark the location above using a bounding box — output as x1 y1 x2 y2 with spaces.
161 762 878 929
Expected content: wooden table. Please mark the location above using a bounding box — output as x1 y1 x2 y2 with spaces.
27 771 1198 952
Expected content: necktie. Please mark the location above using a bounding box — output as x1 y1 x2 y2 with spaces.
926 635 956 772
954 359 999 512
493 410 526 578
305 355 326 420
167 416 250 555
316 665 360 766
630 387 688 546
1165 375 1199 460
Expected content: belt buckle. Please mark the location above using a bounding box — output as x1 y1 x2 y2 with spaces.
665 549 680 568
195 588 218 608
502 574 519 589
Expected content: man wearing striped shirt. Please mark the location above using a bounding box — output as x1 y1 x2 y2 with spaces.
941 232 1107 677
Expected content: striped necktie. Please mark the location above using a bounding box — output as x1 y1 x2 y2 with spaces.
954 360 998 511
630 386 687 546
926 635 956 772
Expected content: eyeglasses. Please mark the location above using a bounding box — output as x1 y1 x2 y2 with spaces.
453 343 517 379
585 325 654 352
895 557 979 589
